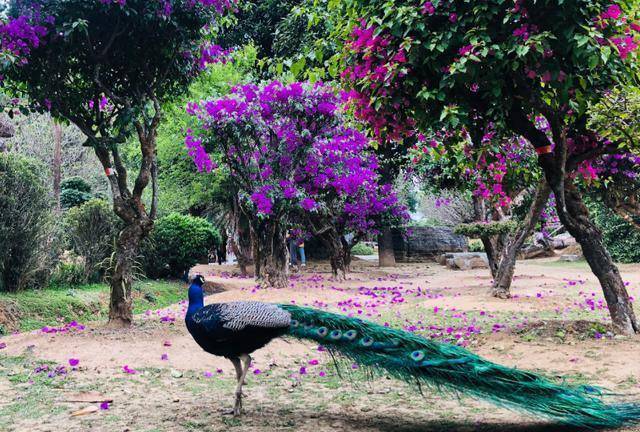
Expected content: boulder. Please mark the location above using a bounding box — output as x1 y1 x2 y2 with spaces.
560 254 581 262
552 232 576 249
392 227 467 263
441 252 489 270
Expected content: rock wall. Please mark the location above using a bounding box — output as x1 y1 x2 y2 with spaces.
392 227 468 263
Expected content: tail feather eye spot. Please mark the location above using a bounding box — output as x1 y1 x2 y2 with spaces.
344 330 358 341
291 320 299 328
411 351 426 362
360 337 374 347
316 327 329 337
329 330 342 340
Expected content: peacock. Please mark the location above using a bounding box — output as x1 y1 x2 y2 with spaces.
185 275 640 427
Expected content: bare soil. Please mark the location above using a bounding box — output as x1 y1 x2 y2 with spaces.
2 257 640 432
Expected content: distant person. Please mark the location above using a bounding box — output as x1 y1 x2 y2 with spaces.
287 231 298 268
298 240 306 267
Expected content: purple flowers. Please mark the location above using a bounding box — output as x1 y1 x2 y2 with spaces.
68 358 80 367
122 365 137 375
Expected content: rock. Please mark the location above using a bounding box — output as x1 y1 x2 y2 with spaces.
518 244 555 260
445 253 489 270
552 233 576 249
170 369 183 378
392 227 468 263
560 254 580 262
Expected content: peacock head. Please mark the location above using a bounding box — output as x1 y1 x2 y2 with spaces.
191 275 206 286
187 275 206 311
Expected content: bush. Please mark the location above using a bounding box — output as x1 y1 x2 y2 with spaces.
50 262 86 287
351 242 375 255
0 153 54 292
454 221 518 238
144 213 221 278
61 176 92 193
64 199 121 282
61 176 94 210
468 239 485 252
590 200 640 263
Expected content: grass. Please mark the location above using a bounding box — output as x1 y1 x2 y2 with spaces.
0 279 185 332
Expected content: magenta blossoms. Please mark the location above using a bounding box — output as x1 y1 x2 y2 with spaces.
186 81 408 283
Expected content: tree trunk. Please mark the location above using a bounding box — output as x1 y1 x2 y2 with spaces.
492 180 551 298
480 236 500 279
321 230 347 281
508 104 638 334
377 227 396 267
52 121 62 213
559 182 639 334
108 222 146 327
341 236 353 273
254 220 288 288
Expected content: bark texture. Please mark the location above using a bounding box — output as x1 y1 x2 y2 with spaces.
492 180 551 298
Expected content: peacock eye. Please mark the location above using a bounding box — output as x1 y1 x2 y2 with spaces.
410 350 425 362
329 330 342 340
316 327 329 337
290 320 299 328
343 330 357 341
360 337 374 347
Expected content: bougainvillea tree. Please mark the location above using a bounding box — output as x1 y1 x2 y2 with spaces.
410 130 550 298
337 0 640 333
186 81 407 285
0 0 234 326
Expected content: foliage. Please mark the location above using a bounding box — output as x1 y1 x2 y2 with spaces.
351 242 375 256
60 176 91 193
455 221 518 239
49 262 86 287
64 199 121 282
148 48 257 217
145 213 221 278
0 280 185 332
590 199 640 263
186 81 408 237
468 239 485 253
0 153 53 292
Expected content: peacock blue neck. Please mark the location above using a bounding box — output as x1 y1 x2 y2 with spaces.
186 282 204 318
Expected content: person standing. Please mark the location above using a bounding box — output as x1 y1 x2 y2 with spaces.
298 240 306 267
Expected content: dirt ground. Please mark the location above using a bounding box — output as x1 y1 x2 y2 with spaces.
2 257 640 432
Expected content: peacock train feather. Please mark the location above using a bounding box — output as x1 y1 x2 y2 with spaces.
279 304 640 429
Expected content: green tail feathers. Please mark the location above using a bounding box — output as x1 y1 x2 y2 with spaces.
279 304 640 429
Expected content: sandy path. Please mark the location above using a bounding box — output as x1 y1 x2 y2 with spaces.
1 257 640 431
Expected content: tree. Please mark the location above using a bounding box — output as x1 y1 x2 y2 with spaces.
186 81 406 284
1 0 233 326
411 131 550 297
338 0 640 334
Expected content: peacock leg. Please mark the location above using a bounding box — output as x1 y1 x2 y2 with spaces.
233 354 252 417
223 358 242 416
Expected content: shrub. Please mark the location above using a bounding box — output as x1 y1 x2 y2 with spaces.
60 188 94 210
0 153 53 292
50 262 86 287
144 213 221 278
64 199 121 282
351 242 375 256
454 221 518 238
60 176 95 210
61 176 92 193
590 200 640 264
468 239 485 253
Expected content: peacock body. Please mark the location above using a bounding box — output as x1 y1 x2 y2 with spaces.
185 276 640 428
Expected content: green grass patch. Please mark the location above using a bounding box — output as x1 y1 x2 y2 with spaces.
0 280 185 332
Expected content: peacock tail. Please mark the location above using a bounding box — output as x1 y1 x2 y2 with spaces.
279 304 640 429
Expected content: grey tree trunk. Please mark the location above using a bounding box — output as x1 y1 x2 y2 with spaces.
377 227 396 267
492 180 551 298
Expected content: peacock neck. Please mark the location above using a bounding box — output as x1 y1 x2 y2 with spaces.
186 283 204 319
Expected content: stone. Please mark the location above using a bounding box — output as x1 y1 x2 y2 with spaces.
552 233 577 249
560 254 580 262
392 227 468 263
445 252 489 270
